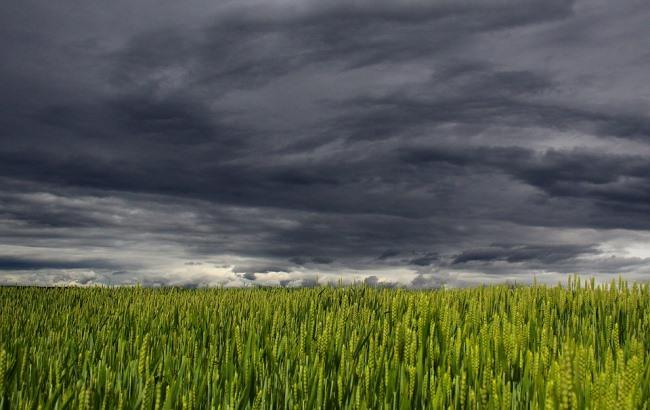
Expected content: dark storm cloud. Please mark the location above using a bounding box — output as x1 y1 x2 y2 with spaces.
1 0 649 286
241 272 257 281
409 253 440 267
0 256 121 271
108 0 576 92
378 250 400 260
289 256 334 265
400 145 650 227
452 244 599 265
335 70 650 143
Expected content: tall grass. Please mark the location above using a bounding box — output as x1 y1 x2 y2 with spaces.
1 277 649 408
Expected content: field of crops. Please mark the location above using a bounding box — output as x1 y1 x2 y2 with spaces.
1 277 650 409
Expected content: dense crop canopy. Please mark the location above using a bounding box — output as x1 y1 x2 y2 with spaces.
1 277 649 409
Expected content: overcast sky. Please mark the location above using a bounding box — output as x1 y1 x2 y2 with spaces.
1 0 649 287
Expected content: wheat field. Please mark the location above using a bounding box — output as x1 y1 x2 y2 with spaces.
1 277 649 409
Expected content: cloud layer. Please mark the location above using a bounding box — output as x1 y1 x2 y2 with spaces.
1 0 650 286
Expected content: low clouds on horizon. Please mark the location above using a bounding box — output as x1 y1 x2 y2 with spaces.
1 0 650 287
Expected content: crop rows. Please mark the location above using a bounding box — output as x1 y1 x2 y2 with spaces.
1 277 650 409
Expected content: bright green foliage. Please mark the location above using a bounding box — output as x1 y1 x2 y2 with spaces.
1 277 650 409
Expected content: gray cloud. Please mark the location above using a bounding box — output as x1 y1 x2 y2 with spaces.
1 0 649 286
409 253 440 267
0 256 122 271
452 244 599 265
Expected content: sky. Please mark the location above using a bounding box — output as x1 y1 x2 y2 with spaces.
1 0 649 287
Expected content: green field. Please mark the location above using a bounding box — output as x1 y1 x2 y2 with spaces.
1 278 649 409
